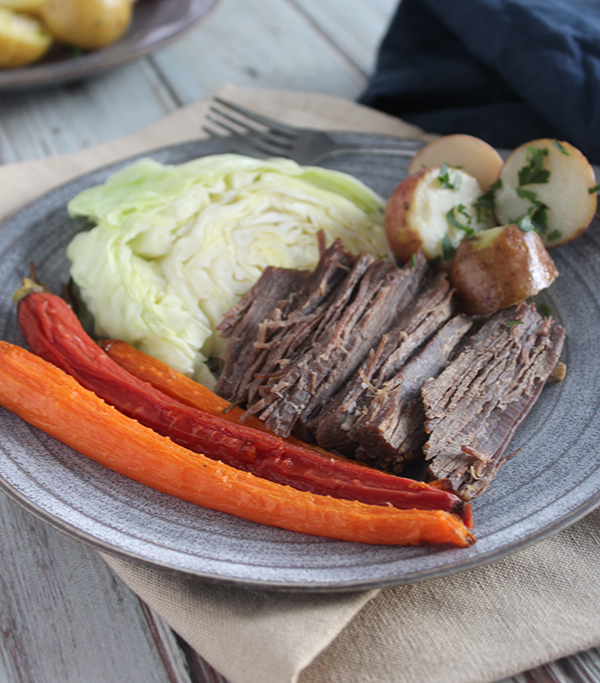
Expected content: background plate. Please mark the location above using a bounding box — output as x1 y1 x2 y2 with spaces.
0 133 599 591
0 0 218 91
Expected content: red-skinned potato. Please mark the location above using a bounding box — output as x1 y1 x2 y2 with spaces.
449 224 558 315
408 134 504 191
385 166 493 265
495 139 597 248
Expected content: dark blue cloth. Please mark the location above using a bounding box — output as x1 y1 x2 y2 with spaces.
360 0 600 163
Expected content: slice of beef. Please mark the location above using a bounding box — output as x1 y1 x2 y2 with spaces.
313 274 453 455
247 252 428 438
349 314 472 473
215 239 357 403
244 248 375 405
215 266 309 401
422 303 565 500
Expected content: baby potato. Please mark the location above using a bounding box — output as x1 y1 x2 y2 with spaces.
0 7 51 68
385 165 493 265
42 0 133 50
408 134 504 191
495 139 597 248
0 0 44 16
449 224 558 316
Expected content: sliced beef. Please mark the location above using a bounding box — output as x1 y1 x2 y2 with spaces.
246 252 428 438
350 314 472 473
216 266 309 401
215 239 357 403
422 303 565 500
313 274 453 455
244 249 375 406
215 239 565 502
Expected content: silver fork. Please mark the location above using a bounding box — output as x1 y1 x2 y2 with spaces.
202 97 424 165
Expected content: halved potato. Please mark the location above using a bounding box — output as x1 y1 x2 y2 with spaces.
42 0 133 50
385 165 493 264
408 134 504 191
495 139 597 248
0 7 51 67
449 224 558 315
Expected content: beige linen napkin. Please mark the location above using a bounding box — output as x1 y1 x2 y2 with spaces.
2 83 599 683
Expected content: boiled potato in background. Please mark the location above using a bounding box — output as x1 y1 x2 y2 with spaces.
0 0 44 15
0 0 134 68
42 0 133 51
0 6 51 67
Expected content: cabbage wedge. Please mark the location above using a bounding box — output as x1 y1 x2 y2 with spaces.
67 154 389 385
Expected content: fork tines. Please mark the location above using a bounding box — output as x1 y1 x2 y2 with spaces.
203 97 298 157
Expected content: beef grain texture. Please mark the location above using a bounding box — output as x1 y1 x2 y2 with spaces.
247 251 428 438
422 303 565 500
216 266 309 401
313 273 453 455
351 314 473 473
215 239 356 403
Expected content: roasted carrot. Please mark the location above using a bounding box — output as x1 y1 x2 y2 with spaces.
102 338 475 528
16 287 472 523
0 341 474 546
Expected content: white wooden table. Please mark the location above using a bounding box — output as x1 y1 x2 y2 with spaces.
0 1 599 680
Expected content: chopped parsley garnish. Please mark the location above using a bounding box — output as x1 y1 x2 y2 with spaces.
518 215 535 232
547 229 562 241
472 178 502 222
411 253 417 267
438 163 462 190
515 187 539 202
441 234 456 261
589 184 600 194
527 202 549 234
553 139 570 155
505 320 524 326
514 185 549 234
518 145 550 186
446 205 475 237
537 303 554 317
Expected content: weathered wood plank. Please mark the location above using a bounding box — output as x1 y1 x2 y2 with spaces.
291 0 398 76
0 491 191 683
149 0 366 106
499 647 600 683
0 59 178 164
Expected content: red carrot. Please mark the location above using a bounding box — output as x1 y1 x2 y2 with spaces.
0 341 475 546
99 338 346 457
16 284 471 523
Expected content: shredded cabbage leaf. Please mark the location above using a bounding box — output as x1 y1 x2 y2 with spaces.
67 154 390 385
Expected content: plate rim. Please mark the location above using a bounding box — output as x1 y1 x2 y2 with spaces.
1 461 599 593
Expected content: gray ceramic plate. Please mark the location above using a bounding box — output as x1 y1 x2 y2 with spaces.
0 134 599 591
0 0 218 91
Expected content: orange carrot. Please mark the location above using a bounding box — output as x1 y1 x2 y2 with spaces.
0 341 475 547
99 339 473 528
17 289 471 520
